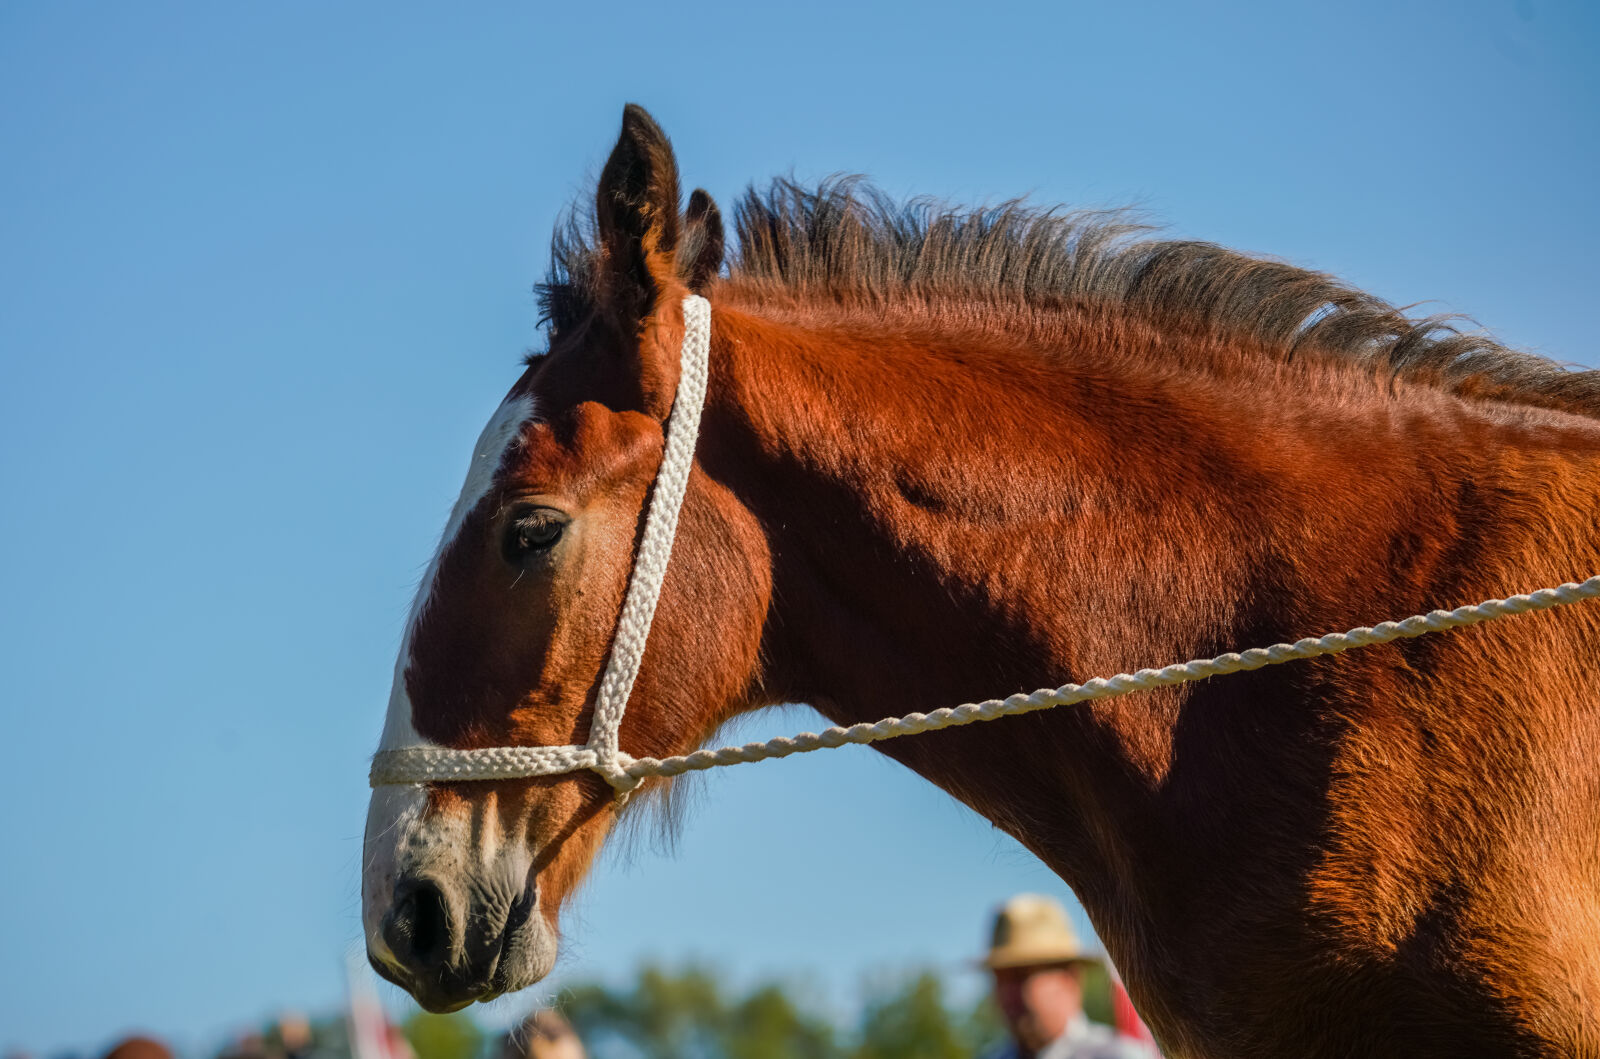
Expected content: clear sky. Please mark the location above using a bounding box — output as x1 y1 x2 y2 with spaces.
2 1 1596 1055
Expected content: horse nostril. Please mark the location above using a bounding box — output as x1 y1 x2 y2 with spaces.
384 879 452 973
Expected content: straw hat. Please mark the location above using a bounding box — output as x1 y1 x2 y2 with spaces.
982 894 1098 969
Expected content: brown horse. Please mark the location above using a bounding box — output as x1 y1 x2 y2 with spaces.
362 105 1600 1057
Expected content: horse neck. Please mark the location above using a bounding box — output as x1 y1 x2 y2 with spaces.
696 299 1600 866
694 307 1191 817
688 297 1600 1055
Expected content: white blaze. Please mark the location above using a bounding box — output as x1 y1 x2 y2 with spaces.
378 394 538 752
365 393 536 965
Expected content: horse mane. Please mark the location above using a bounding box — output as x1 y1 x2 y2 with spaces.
540 177 1600 419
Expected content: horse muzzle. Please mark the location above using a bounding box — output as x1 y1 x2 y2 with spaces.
362 785 557 1011
369 870 552 1011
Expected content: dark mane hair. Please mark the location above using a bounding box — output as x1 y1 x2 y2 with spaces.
540 178 1600 418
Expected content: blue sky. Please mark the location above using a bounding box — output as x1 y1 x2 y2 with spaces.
2 1 1596 1055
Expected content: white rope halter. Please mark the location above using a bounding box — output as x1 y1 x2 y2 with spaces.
369 294 1600 799
371 294 712 800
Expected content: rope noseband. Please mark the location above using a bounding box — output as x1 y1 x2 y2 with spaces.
369 295 1600 798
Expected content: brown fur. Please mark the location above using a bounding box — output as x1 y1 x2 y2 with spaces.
403 105 1600 1056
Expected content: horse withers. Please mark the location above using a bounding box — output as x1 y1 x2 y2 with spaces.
362 105 1600 1057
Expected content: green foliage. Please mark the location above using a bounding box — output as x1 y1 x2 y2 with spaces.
635 964 725 1057
515 962 1132 1059
215 963 1128 1059
1078 962 1114 1027
559 964 1007 1059
402 1010 483 1059
850 972 964 1059
724 983 836 1059
563 963 727 1059
959 993 1006 1058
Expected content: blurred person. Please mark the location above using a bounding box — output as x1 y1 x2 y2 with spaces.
276 1013 314 1059
500 1010 584 1059
101 1039 172 1059
216 1032 270 1059
981 895 1153 1059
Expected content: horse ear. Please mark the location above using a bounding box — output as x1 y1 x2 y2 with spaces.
596 104 682 318
683 188 724 293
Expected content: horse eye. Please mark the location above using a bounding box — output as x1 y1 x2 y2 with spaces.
503 510 567 563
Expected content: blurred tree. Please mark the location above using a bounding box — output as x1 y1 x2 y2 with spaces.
555 962 1130 1059
957 993 1005 1058
199 961 1135 1059
723 983 835 1059
635 964 725 1058
564 964 728 1059
1078 962 1114 1027
850 973 963 1059
401 1011 482 1059
306 1014 356 1059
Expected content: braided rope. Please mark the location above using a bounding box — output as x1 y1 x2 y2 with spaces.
368 296 1600 793
581 294 712 794
371 576 1600 787
616 576 1600 780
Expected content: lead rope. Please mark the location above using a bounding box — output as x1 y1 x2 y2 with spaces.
369 296 1600 796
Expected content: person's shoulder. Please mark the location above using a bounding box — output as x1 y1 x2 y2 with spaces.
978 1042 1022 1059
1068 1023 1155 1059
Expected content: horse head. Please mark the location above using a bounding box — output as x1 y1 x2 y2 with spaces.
362 105 770 1011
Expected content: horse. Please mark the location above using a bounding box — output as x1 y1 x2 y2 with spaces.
361 105 1600 1057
